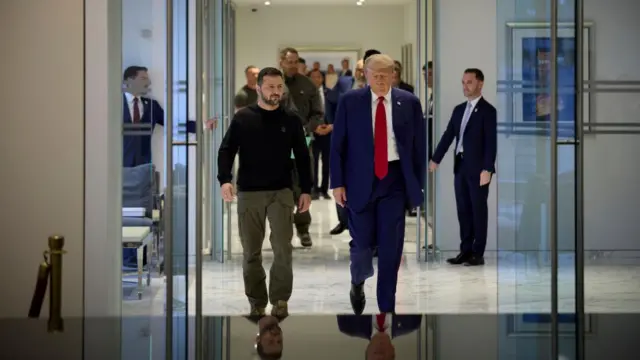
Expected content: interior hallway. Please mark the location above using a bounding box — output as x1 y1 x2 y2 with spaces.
122 197 640 317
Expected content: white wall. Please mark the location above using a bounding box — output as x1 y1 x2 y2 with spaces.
0 0 121 358
234 5 406 93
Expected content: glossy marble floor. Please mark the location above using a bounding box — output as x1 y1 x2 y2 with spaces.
122 198 640 317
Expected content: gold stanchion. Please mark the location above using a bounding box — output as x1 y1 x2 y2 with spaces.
28 235 66 333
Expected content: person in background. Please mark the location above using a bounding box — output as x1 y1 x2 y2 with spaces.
392 60 415 93
331 54 426 314
121 65 216 167
340 58 353 77
308 61 322 76
217 67 312 318
297 58 307 76
352 59 366 89
279 47 324 248
235 65 260 111
325 64 338 89
429 68 496 267
308 69 332 200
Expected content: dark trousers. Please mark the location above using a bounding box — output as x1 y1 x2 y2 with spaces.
237 189 295 307
336 203 348 226
312 135 330 193
454 155 490 256
348 162 405 313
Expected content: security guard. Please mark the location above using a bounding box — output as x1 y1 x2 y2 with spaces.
279 47 324 247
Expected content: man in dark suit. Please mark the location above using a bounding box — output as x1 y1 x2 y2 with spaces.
121 65 215 167
337 314 422 359
393 60 415 94
324 73 355 235
331 54 426 314
429 68 497 266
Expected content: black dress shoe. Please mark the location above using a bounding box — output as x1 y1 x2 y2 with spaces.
373 247 378 257
446 253 471 265
311 192 320 200
321 192 331 200
350 283 366 315
464 256 485 266
329 223 347 235
407 209 418 217
298 232 312 247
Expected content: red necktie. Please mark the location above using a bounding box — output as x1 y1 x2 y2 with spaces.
374 96 388 179
132 97 141 123
376 313 386 331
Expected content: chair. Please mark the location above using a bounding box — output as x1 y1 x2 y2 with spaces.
122 163 163 271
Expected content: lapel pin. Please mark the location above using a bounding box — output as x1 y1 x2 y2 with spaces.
397 101 401 106
474 108 478 112
281 126 286 132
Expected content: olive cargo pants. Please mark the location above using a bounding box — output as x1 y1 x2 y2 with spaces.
237 189 295 307
291 156 312 234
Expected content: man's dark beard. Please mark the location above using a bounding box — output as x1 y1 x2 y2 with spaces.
261 93 280 106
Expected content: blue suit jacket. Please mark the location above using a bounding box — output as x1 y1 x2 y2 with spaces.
329 87 426 212
324 76 354 124
432 96 497 175
122 94 196 167
337 314 422 339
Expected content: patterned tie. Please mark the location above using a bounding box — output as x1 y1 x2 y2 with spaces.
376 313 386 332
374 96 388 179
456 102 473 154
132 97 141 123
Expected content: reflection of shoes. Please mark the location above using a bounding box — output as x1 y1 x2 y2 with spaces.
271 300 289 319
248 305 266 321
299 232 312 247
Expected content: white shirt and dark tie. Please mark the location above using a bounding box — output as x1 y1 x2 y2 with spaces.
455 96 481 155
124 92 144 122
371 89 399 162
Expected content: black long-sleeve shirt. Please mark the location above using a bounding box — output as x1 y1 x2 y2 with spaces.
217 104 312 194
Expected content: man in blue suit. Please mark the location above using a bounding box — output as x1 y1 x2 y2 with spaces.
330 54 426 314
337 314 422 359
429 68 497 267
122 65 215 167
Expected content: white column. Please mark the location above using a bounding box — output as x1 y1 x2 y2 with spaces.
433 0 498 252
84 0 123 358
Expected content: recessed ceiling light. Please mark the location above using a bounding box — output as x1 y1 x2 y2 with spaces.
264 1 271 5
356 1 362 5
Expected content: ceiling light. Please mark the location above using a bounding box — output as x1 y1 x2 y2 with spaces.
356 1 362 5
264 1 270 5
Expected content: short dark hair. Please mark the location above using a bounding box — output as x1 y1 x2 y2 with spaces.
279 47 298 59
257 67 283 86
123 66 148 80
464 68 485 81
363 49 381 62
256 342 282 360
298 58 306 64
423 61 433 71
309 68 324 80
245 65 258 73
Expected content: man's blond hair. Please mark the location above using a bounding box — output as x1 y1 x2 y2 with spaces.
364 54 395 72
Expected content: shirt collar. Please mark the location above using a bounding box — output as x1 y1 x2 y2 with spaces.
371 87 392 103
468 95 482 108
124 92 137 103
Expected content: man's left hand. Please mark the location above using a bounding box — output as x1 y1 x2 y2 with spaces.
480 170 492 186
204 117 218 130
298 194 312 212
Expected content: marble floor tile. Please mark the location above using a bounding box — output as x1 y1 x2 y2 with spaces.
122 198 640 317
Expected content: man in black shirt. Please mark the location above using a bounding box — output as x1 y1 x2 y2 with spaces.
217 67 313 319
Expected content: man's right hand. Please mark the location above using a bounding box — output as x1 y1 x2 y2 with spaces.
333 187 347 207
428 160 439 172
314 124 329 136
221 183 235 202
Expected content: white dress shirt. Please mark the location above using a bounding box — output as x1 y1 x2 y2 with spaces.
371 313 392 338
371 89 399 162
124 92 144 121
456 96 481 154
